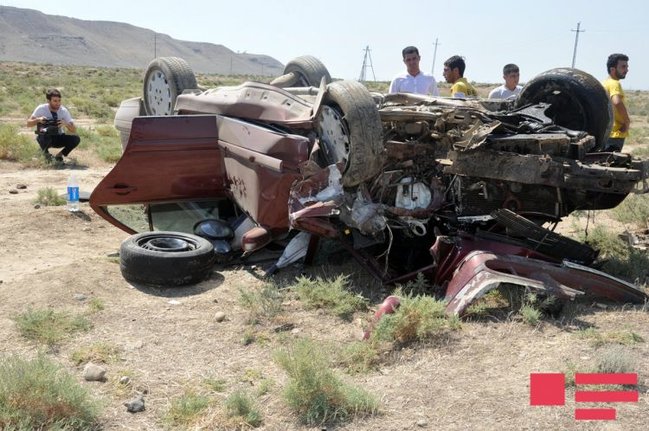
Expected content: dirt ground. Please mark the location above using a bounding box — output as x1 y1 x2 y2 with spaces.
1 150 649 431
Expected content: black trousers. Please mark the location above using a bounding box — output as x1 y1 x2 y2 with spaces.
36 133 80 157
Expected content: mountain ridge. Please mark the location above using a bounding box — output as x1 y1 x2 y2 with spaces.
0 6 284 76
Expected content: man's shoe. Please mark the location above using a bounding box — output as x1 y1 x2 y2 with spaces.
43 153 53 162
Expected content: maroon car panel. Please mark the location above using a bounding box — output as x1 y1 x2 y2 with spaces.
214 116 310 232
443 250 649 316
90 116 227 233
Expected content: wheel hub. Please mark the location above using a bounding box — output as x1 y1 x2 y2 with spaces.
145 70 173 115
140 237 193 252
316 105 350 168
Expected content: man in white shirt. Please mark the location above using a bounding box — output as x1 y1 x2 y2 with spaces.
389 46 440 96
26 88 80 163
488 64 523 99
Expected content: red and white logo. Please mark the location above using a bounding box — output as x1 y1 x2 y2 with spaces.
530 372 639 420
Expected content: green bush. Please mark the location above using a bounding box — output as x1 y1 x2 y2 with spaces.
275 338 378 425
596 345 637 374
292 275 367 321
163 391 210 428
70 342 120 365
14 308 91 346
238 283 284 325
373 290 458 344
611 194 649 227
34 187 66 207
224 390 262 428
580 225 649 284
0 354 100 430
338 341 382 374
0 124 39 162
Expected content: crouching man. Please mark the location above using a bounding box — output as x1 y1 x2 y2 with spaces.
27 88 80 163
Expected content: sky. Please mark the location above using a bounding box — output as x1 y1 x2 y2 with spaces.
3 0 649 90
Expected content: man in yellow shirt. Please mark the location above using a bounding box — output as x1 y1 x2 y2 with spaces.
602 53 630 151
443 55 478 99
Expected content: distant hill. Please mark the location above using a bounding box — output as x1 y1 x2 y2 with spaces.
0 6 284 76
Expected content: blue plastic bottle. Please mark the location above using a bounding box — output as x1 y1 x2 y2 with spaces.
67 173 80 212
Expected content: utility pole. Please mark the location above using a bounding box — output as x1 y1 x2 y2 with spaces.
571 22 585 68
358 46 376 82
431 37 440 76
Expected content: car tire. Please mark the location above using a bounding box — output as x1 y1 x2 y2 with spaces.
283 55 332 87
516 68 612 150
120 231 215 287
320 80 384 187
143 57 198 116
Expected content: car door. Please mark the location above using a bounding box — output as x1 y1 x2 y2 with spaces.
90 115 229 234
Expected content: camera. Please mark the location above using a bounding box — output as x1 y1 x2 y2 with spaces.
37 119 60 136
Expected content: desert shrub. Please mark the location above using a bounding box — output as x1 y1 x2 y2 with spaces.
238 283 284 325
68 96 113 121
88 297 105 312
275 338 378 425
224 390 263 428
70 342 120 365
519 304 541 326
0 124 39 162
578 328 644 348
337 340 382 374
580 225 649 284
611 194 649 227
164 390 210 428
0 354 100 429
203 376 227 393
291 275 367 321
372 290 459 344
596 345 637 374
75 126 122 162
14 308 91 346
34 187 66 207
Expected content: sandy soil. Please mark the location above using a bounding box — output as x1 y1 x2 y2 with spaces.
1 152 649 431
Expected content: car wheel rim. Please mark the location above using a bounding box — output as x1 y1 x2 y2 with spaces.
317 105 350 167
146 69 173 115
138 236 194 252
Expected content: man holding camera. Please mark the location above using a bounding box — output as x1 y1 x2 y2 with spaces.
27 88 80 163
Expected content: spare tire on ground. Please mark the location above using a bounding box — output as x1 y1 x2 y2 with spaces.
516 68 612 150
120 231 215 287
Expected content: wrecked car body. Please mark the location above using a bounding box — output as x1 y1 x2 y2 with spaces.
91 56 649 313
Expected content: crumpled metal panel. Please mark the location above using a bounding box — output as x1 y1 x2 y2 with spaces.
444 250 648 316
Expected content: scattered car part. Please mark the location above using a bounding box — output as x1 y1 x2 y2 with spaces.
363 295 401 340
193 219 234 240
120 231 215 286
265 231 311 276
444 251 648 316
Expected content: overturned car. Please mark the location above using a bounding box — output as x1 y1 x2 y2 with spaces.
91 56 649 314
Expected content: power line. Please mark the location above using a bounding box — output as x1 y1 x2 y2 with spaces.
358 46 376 82
571 22 585 68
431 37 440 76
